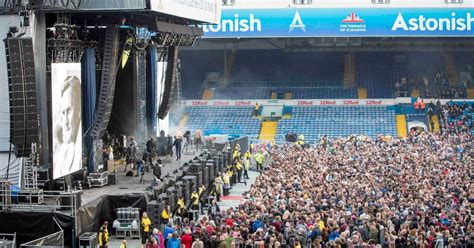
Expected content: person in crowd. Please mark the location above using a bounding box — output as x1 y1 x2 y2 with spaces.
146 237 159 248
166 232 181 248
141 212 152 245
208 199 220 217
191 237 204 248
152 228 164 248
181 229 193 248
163 224 175 246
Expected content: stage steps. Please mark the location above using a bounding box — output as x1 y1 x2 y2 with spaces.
259 121 278 141
396 114 407 138
444 53 460 85
344 53 355 88
178 113 189 129
358 87 368 99
202 89 214 99
223 50 235 87
466 88 474 99
411 89 420 98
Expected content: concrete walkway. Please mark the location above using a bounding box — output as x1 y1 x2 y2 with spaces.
218 171 259 211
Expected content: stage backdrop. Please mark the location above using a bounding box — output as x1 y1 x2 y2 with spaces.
52 63 82 179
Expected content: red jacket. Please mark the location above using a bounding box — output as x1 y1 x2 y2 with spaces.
181 234 193 248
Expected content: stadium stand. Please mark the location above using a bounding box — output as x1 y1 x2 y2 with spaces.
275 106 398 143
179 50 471 100
180 50 350 99
355 52 395 98
179 106 261 142
179 50 225 99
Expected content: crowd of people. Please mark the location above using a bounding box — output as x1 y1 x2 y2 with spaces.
124 129 473 248
439 102 473 135
394 72 469 99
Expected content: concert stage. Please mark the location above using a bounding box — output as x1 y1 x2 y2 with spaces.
81 155 194 206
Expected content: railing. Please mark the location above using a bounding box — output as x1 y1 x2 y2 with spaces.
20 218 64 247
0 188 80 217
0 187 80 242
0 233 16 248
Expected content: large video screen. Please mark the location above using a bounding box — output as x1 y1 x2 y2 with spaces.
52 63 82 179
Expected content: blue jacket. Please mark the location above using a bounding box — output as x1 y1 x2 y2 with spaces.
329 231 340 241
166 237 181 248
251 220 263 233
163 226 174 240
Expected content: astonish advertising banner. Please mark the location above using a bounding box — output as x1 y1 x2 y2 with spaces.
202 8 474 38
52 63 82 179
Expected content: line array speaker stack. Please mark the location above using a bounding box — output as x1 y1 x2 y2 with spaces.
91 25 120 140
4 38 38 157
157 46 176 119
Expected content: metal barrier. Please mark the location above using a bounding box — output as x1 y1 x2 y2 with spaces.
0 186 80 217
20 218 64 247
0 233 16 248
20 231 63 248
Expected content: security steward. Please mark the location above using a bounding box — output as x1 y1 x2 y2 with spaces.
236 159 244 184
191 189 200 211
198 184 207 214
141 212 152 245
176 196 186 218
213 174 223 202
255 151 264 172
98 225 108 248
161 205 171 225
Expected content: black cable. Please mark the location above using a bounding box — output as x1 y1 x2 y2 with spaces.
5 142 12 181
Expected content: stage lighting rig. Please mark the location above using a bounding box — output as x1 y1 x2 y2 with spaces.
47 14 85 63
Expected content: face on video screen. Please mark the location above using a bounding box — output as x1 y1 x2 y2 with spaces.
60 76 81 144
52 63 82 179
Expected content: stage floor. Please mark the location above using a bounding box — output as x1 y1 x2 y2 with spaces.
81 154 194 206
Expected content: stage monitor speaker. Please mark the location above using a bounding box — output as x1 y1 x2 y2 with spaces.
157 46 176 119
4 37 38 157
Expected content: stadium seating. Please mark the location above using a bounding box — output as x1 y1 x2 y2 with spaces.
355 52 394 98
179 50 225 99
179 50 472 99
180 50 349 99
275 106 397 143
178 106 261 142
